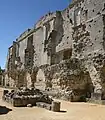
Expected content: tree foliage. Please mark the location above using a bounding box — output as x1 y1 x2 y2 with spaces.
0 66 4 74
0 66 2 73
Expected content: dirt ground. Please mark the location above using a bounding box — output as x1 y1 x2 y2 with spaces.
0 88 105 120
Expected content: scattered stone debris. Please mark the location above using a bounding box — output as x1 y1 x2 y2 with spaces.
2 87 53 107
2 88 61 111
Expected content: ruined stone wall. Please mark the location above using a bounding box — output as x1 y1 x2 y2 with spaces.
56 10 72 53
18 38 28 69
33 27 49 66
71 0 105 99
4 0 105 101
0 69 5 87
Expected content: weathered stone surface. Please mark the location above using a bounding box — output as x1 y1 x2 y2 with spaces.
36 102 52 110
52 101 61 112
2 87 53 107
3 0 105 102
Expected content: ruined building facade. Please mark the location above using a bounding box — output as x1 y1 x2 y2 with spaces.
4 0 105 101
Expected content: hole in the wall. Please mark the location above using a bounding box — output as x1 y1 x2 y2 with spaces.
67 14 69 18
99 60 103 63
76 4 79 7
81 39 83 42
73 44 76 47
75 49 77 52
96 60 100 63
86 31 90 36
90 43 93 46
67 36 69 39
70 18 73 24
63 49 72 60
62 34 64 37
99 30 101 33
90 19 93 22
88 53 91 56
93 9 94 12
89 25 91 28
85 10 88 21
97 12 100 15
99 54 102 58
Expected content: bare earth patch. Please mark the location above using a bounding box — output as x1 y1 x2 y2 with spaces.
0 87 105 120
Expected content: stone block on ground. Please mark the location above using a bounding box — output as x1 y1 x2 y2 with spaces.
12 98 23 107
36 102 52 110
51 101 61 112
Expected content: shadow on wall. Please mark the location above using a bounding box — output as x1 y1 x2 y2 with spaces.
0 106 12 115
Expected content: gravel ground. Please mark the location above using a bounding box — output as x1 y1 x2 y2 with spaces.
0 87 105 120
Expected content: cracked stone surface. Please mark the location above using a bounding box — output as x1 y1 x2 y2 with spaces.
3 0 105 101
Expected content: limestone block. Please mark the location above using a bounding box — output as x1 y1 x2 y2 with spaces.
36 102 52 111
12 98 23 107
52 101 61 112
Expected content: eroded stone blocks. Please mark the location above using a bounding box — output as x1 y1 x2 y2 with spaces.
2 88 53 108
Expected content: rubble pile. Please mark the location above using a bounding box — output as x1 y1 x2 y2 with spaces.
2 87 53 109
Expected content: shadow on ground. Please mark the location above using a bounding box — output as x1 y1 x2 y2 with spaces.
59 110 67 113
0 106 12 115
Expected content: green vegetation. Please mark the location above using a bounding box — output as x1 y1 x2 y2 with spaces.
0 66 4 74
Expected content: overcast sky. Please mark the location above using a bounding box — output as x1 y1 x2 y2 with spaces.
0 0 71 68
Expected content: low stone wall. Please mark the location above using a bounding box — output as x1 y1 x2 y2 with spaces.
2 87 53 107
2 88 61 111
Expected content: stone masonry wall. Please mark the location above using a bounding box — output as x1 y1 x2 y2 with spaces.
4 0 105 101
